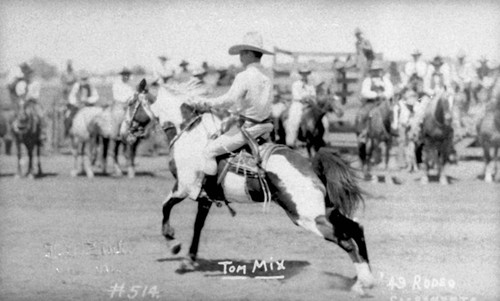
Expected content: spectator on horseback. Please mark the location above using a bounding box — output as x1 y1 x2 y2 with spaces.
356 61 394 139
424 55 452 97
112 68 134 106
191 31 274 202
13 63 47 143
176 60 192 83
354 28 375 76
64 70 99 136
61 60 77 103
292 66 316 104
403 49 427 89
153 55 175 85
451 50 475 103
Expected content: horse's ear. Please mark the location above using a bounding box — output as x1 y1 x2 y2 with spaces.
138 79 147 92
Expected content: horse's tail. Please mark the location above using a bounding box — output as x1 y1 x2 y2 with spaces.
312 148 364 218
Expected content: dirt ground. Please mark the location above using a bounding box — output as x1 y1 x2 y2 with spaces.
0 151 499 301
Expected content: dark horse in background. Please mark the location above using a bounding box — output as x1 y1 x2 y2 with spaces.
355 97 394 182
276 83 343 157
11 98 44 179
477 75 500 183
416 92 456 185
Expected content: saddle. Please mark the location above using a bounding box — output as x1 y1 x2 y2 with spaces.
215 142 284 206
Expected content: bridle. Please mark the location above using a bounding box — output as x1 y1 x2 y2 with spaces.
125 92 158 143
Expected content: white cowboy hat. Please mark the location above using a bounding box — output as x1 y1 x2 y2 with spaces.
411 49 422 56
298 66 312 74
457 50 466 58
228 32 274 56
192 67 206 77
118 67 132 75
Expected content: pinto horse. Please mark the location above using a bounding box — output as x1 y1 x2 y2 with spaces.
123 79 374 295
11 98 44 178
477 76 500 182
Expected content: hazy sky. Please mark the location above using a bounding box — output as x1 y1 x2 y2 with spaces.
0 0 499 73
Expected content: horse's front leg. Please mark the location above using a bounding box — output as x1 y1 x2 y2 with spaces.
70 139 80 177
83 141 94 178
112 139 123 176
127 139 139 178
101 137 110 174
161 189 186 255
181 197 213 271
15 139 22 178
420 146 431 184
36 141 43 176
26 144 34 179
482 142 492 182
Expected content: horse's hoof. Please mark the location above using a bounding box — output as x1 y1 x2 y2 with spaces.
485 174 493 183
170 242 182 255
355 262 375 289
420 176 429 184
370 176 378 184
179 257 199 272
14 174 21 179
351 280 368 296
27 174 35 180
439 177 449 185
86 172 95 179
70 170 78 177
127 167 135 179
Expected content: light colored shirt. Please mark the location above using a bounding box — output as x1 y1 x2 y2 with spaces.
112 79 135 104
424 64 452 96
15 79 41 100
202 62 272 122
153 61 175 84
403 60 428 85
451 61 475 85
68 82 99 105
361 76 394 100
291 80 316 102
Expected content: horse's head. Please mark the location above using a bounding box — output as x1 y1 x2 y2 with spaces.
123 79 157 144
13 98 36 135
434 94 453 127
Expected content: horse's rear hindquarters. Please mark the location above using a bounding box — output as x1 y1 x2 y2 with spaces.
265 151 326 236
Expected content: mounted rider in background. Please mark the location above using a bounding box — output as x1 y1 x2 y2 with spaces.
13 63 47 143
64 70 99 136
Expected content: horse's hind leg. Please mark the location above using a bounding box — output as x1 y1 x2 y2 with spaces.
315 209 374 294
